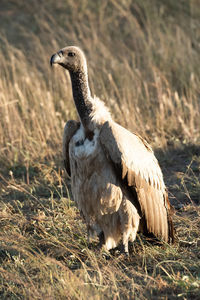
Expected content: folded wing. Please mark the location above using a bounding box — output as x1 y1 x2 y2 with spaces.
100 121 174 242
63 120 80 176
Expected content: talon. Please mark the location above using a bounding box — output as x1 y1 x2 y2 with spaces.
102 250 111 260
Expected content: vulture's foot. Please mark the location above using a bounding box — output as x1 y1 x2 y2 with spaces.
120 244 130 258
101 247 111 260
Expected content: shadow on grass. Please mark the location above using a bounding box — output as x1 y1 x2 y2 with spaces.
155 143 200 208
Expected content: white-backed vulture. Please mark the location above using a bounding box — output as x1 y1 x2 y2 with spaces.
50 46 174 255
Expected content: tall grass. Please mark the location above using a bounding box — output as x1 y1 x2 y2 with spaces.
0 1 200 299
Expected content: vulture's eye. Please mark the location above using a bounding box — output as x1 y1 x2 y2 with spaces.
68 52 75 57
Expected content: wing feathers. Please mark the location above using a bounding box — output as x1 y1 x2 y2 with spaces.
137 179 169 241
100 120 174 242
63 120 80 176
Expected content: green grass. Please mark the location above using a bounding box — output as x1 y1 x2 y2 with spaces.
0 0 200 299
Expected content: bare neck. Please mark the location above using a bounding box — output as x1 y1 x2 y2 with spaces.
69 70 93 131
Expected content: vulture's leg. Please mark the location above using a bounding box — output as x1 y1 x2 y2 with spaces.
98 231 105 248
121 228 132 256
119 197 140 256
87 222 105 248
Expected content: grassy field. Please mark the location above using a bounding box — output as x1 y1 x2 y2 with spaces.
0 0 200 299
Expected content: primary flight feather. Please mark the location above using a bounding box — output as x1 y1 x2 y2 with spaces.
50 46 174 255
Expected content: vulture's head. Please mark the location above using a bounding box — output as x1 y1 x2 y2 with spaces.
50 46 87 73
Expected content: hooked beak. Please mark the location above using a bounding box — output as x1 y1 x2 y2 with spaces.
50 51 63 66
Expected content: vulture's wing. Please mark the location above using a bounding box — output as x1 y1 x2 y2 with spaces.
63 120 80 176
100 121 174 242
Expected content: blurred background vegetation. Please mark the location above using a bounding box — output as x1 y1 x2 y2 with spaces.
0 1 200 299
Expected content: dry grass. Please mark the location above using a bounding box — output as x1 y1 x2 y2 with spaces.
0 0 200 299
0 166 199 299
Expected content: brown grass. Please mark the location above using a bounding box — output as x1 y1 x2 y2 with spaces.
0 0 200 299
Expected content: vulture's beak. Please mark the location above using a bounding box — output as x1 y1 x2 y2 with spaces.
50 52 63 66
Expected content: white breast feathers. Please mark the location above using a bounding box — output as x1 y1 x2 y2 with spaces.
72 125 99 158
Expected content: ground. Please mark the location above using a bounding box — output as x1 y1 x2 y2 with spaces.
0 144 199 299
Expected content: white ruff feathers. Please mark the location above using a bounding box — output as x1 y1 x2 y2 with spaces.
89 96 112 126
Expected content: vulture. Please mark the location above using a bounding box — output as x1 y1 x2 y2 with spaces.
50 46 174 255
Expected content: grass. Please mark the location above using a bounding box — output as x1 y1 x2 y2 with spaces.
0 163 199 299
0 0 200 299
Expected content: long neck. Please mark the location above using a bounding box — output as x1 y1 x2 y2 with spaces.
69 70 93 130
